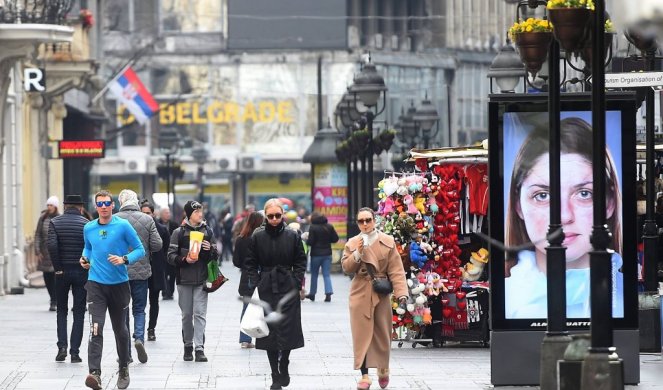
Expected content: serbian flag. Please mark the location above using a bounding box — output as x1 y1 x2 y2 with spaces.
108 66 158 124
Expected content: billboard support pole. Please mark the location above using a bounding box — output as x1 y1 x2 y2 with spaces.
581 1 625 387
643 50 659 292
540 36 572 390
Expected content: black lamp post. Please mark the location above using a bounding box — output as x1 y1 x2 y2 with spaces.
349 58 387 208
191 142 209 203
625 29 660 292
413 94 441 149
158 128 180 211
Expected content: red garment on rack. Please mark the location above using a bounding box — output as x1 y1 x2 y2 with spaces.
465 164 489 216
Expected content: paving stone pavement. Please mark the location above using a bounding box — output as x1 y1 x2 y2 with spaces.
1 261 662 389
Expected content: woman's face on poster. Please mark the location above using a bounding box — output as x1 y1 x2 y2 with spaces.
516 153 614 266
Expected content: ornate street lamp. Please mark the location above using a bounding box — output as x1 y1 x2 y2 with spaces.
348 56 387 208
487 41 527 93
413 94 440 149
191 142 209 203
158 128 180 211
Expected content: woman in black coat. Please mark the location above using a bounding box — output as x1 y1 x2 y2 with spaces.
233 211 265 348
245 199 307 390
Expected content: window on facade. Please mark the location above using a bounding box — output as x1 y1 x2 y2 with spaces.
160 0 223 33
106 0 129 32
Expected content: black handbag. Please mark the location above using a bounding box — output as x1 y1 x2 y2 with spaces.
364 262 393 295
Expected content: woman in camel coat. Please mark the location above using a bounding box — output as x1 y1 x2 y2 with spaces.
341 207 408 390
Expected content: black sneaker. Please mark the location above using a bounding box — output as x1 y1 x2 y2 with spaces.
117 367 130 389
305 294 315 302
49 302 57 311
147 329 156 341
183 346 193 361
85 370 102 390
134 340 148 363
55 347 67 361
324 293 332 302
70 353 82 363
195 349 208 362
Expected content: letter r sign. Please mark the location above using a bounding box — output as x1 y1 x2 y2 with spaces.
24 68 45 92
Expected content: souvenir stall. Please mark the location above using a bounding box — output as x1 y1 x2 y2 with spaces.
377 144 490 347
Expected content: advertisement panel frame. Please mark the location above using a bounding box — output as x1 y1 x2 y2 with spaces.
488 92 639 385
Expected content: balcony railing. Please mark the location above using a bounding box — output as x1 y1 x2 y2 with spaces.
0 0 74 25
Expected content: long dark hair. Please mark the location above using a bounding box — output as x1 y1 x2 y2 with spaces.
239 211 264 238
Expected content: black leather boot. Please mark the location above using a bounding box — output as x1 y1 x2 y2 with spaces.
279 358 290 387
270 373 282 389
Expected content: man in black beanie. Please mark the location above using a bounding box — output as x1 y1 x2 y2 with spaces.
167 200 218 362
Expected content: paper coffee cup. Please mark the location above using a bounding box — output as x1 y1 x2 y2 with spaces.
189 231 204 260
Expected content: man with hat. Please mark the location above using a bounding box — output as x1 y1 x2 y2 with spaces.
47 194 91 363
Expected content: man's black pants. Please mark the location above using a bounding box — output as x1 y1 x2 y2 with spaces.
85 280 131 372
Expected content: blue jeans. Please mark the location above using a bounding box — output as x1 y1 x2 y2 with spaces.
125 279 148 353
55 270 87 354
239 302 252 343
309 255 333 296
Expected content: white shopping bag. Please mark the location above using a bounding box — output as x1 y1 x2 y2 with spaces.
240 289 270 338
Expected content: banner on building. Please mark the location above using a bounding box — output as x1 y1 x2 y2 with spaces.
313 163 348 247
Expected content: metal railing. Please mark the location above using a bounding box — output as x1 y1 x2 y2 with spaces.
0 0 74 25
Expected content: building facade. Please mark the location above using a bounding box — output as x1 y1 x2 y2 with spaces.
94 0 516 215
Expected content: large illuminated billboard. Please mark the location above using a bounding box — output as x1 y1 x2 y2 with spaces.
489 95 637 331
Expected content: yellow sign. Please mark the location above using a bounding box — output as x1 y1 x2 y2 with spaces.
118 100 295 126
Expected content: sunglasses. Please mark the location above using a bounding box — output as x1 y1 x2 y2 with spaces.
266 213 282 220
96 200 112 207
357 218 373 225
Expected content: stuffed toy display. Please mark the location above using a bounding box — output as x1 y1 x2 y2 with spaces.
376 160 489 340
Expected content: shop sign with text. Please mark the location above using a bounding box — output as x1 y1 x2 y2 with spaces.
58 140 105 158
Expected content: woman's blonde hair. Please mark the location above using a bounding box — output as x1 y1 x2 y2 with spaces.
263 198 284 213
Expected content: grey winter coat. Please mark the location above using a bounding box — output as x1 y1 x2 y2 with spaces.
35 211 58 272
116 203 163 280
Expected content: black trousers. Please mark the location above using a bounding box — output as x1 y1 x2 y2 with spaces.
85 280 131 371
43 271 56 304
148 277 160 330
55 270 87 354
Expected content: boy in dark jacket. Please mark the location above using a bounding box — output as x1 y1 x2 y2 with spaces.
167 200 219 362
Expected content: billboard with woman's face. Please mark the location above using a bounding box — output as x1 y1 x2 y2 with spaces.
488 97 637 330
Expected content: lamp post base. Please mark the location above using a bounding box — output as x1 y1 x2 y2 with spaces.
540 333 572 390
581 348 624 390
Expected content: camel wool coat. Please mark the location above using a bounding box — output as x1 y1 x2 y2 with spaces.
341 231 408 370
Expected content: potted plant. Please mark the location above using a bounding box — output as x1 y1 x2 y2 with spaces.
547 0 594 53
579 19 614 67
509 18 553 75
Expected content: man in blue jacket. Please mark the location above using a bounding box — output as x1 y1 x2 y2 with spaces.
80 190 145 390
47 194 90 364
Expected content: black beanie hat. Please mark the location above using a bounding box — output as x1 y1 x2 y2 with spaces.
184 200 202 219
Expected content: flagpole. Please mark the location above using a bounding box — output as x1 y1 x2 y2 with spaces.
91 61 134 103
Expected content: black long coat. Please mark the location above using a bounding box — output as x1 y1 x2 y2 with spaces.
150 218 171 291
244 221 307 351
233 235 253 297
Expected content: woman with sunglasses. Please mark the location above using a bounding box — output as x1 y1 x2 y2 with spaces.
244 199 307 390
341 207 408 390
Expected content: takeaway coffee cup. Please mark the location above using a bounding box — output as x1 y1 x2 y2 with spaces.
189 231 204 261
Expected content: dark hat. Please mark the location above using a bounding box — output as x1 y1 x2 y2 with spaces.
184 200 203 219
63 194 85 205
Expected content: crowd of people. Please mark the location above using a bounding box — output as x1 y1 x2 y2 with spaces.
36 193 400 390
